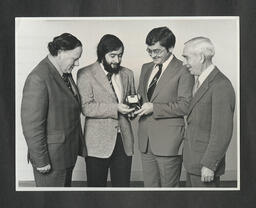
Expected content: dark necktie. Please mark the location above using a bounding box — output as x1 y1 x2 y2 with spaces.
147 64 163 101
62 73 78 99
107 72 118 102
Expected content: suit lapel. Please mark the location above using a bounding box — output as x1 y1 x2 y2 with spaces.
143 63 154 102
92 62 117 100
68 76 81 104
119 69 128 102
150 56 179 101
46 57 79 104
188 67 219 116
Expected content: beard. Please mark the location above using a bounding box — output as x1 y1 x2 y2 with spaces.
102 58 121 74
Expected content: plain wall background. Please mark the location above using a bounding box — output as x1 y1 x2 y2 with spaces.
15 17 239 183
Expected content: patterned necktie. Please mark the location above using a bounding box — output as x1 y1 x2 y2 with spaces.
62 73 77 98
193 76 200 96
147 64 163 101
107 72 118 102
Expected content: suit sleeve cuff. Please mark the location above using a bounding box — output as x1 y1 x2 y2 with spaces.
200 158 219 172
29 151 50 168
152 103 161 118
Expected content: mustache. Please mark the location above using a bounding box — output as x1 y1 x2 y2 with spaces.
102 58 121 74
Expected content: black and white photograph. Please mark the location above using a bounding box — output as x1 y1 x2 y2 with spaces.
15 17 239 191
2 0 256 207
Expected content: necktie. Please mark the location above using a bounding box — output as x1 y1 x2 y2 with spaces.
193 76 200 96
147 64 163 101
107 73 118 102
62 73 77 98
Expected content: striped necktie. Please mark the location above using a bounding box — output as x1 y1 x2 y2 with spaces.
62 73 78 100
147 64 163 101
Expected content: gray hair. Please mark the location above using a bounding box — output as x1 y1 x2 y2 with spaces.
184 37 215 60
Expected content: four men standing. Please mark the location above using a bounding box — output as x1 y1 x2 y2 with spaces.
21 28 236 187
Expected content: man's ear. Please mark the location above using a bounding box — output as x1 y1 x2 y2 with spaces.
57 49 64 57
57 50 66 62
199 53 205 63
168 47 174 53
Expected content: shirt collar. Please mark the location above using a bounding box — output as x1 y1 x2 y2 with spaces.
100 63 108 75
154 54 174 71
198 64 215 85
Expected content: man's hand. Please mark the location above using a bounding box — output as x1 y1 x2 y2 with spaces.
134 102 153 116
127 111 136 120
118 103 135 115
36 164 51 174
201 166 214 182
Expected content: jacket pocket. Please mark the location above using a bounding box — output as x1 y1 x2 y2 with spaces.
192 140 208 152
192 132 209 152
47 133 65 144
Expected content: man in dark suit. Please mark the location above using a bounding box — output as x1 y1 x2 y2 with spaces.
21 33 85 187
134 27 194 187
182 37 236 187
77 34 135 187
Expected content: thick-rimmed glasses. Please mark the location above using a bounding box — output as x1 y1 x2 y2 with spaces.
146 48 166 55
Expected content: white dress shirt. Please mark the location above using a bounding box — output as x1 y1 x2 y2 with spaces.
48 54 78 96
100 63 123 104
197 64 215 89
100 64 124 133
147 54 174 89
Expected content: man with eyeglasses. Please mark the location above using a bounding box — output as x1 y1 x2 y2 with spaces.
134 26 194 187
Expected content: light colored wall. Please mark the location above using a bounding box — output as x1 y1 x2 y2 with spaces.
16 17 239 182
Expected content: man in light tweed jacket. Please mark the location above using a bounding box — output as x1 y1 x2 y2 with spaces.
77 34 135 187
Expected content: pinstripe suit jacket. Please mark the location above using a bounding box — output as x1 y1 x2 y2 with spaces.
21 57 85 170
183 67 236 176
77 62 135 158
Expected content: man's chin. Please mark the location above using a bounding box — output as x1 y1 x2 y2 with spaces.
110 66 120 73
63 69 72 73
112 68 119 73
111 64 120 69
152 59 162 64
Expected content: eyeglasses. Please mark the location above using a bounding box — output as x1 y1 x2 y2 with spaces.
146 48 166 55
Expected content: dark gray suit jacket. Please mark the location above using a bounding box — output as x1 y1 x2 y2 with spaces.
183 67 236 176
21 57 85 170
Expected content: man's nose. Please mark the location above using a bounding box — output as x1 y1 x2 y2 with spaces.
151 52 158 58
113 56 119 63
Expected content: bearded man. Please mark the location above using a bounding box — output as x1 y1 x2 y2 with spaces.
77 34 135 187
